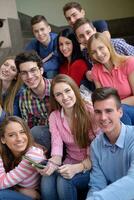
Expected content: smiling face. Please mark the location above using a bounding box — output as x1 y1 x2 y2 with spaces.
59 36 73 60
32 20 51 46
90 38 111 65
53 82 76 111
65 8 85 27
94 97 122 141
75 23 96 47
19 61 43 90
0 59 17 82
1 121 28 157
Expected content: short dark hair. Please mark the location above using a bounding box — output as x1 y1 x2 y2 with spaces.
15 50 43 72
91 87 121 109
73 18 95 33
57 28 83 64
63 2 82 15
31 15 48 26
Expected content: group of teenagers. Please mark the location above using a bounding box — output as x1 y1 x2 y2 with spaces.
0 1 134 200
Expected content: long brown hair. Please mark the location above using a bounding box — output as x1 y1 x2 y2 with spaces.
0 116 34 172
0 57 23 115
88 32 126 65
50 74 92 148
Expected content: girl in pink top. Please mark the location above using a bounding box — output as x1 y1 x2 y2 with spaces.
40 74 99 200
88 32 134 125
0 116 46 200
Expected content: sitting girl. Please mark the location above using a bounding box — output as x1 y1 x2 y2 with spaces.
0 116 46 200
58 28 88 86
39 74 99 200
88 32 134 125
0 57 23 123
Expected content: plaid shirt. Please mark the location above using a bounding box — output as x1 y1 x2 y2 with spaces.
111 38 134 56
19 79 51 128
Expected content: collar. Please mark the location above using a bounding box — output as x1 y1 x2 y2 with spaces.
102 123 126 149
29 78 51 99
102 65 118 72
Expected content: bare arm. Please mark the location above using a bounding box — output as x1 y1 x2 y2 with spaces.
86 70 92 81
121 71 134 105
94 80 102 89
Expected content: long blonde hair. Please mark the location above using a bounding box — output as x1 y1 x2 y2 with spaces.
50 74 92 148
88 32 126 65
0 57 23 115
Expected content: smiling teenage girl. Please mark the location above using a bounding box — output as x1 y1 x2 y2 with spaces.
0 57 23 123
88 32 134 125
40 74 99 200
58 28 88 86
0 116 46 200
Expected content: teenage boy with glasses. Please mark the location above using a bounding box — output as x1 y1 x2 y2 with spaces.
15 50 51 154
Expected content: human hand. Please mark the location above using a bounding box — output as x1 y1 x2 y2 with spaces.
45 161 59 176
34 165 48 175
0 104 3 113
36 161 58 176
58 164 77 179
86 70 93 81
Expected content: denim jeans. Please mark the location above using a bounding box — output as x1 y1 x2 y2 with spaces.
0 189 32 200
121 104 134 125
41 171 90 200
30 125 51 157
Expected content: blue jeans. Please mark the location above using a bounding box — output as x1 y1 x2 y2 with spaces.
41 171 90 200
121 104 134 125
30 125 51 157
0 189 32 200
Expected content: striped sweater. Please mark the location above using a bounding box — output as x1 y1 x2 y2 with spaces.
0 146 46 189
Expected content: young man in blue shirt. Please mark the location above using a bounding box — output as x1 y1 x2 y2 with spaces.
63 1 110 39
86 87 134 200
74 18 134 57
15 51 51 155
25 15 60 78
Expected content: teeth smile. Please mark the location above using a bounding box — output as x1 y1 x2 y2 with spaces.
101 122 110 126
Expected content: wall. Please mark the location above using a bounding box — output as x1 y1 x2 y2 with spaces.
16 0 134 26
0 0 23 48
0 0 18 19
0 0 23 63
0 0 19 48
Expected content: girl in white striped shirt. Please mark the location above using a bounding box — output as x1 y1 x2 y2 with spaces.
0 116 46 200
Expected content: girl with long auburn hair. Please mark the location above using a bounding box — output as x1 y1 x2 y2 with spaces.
88 32 134 125
40 74 99 200
0 57 23 123
0 116 46 200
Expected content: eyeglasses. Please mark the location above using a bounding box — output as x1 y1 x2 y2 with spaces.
20 67 39 78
